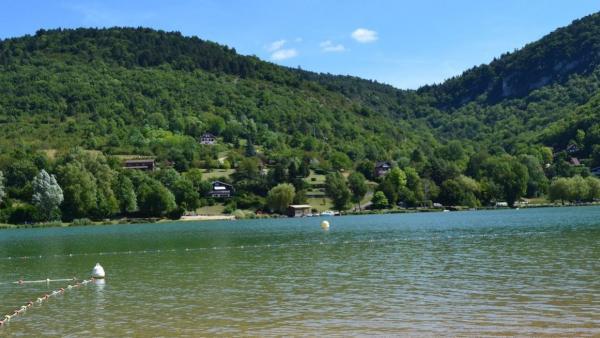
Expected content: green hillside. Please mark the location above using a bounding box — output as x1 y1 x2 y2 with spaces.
1 13 600 224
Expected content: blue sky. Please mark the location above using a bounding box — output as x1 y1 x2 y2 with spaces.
0 1 598 89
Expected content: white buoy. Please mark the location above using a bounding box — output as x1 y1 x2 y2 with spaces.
91 263 105 279
321 220 330 230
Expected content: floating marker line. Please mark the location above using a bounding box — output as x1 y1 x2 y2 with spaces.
0 278 78 286
0 278 93 327
0 239 404 261
0 231 542 262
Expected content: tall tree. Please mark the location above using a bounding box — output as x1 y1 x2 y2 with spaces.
548 178 572 204
266 183 296 214
325 172 351 211
378 167 407 206
348 172 367 211
114 172 138 214
0 171 5 205
32 170 64 221
57 163 98 221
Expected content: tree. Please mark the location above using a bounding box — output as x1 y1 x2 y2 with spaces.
114 173 138 214
422 178 440 202
266 183 295 214
439 175 480 207
172 177 200 211
401 167 425 207
548 178 572 204
329 151 352 170
520 155 549 197
570 175 589 202
325 172 351 211
586 176 600 201
378 167 407 206
348 172 367 211
371 191 389 209
356 160 375 180
94 179 119 219
32 170 64 221
245 139 256 157
480 156 528 206
155 168 180 190
184 168 204 189
0 171 5 205
58 163 97 221
4 160 38 200
137 180 177 217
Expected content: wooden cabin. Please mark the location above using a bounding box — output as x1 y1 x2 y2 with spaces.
123 159 155 171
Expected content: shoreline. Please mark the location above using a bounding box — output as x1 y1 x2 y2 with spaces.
1 202 598 230
179 215 236 221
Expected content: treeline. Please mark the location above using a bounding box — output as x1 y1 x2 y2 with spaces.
549 176 600 203
0 148 212 224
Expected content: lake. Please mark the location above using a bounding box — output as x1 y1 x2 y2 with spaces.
1 206 600 336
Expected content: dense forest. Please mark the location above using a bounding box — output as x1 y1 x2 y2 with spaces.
1 13 600 224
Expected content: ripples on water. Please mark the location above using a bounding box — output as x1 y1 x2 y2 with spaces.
1 206 600 336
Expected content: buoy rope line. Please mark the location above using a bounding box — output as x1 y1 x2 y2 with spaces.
0 231 545 262
0 278 94 327
0 238 401 261
0 278 78 286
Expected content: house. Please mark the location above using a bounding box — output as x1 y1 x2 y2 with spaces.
374 161 392 178
200 133 216 145
569 157 581 166
566 143 579 154
208 181 234 198
123 159 155 171
592 167 600 177
287 204 312 217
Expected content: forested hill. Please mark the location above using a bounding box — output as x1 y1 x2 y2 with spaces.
2 13 600 224
421 12 600 108
2 12 600 158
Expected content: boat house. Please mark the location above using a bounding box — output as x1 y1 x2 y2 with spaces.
122 159 156 171
200 133 217 145
208 181 234 198
287 204 312 217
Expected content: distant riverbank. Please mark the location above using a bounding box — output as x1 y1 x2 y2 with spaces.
1 201 598 230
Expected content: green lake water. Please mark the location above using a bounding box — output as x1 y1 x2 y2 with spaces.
1 206 599 336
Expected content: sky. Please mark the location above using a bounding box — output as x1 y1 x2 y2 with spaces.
0 1 598 89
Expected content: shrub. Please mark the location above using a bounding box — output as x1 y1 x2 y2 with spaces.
72 218 93 226
7 204 36 224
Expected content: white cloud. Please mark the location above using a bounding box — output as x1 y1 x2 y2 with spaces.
320 40 346 52
351 28 378 43
271 48 298 61
267 39 287 52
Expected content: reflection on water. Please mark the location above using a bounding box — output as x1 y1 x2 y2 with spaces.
1 206 600 336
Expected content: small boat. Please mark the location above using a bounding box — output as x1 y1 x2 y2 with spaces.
320 210 335 216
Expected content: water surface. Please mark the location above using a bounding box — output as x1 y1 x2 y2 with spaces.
1 207 600 336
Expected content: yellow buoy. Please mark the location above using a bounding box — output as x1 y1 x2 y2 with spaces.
321 220 330 230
